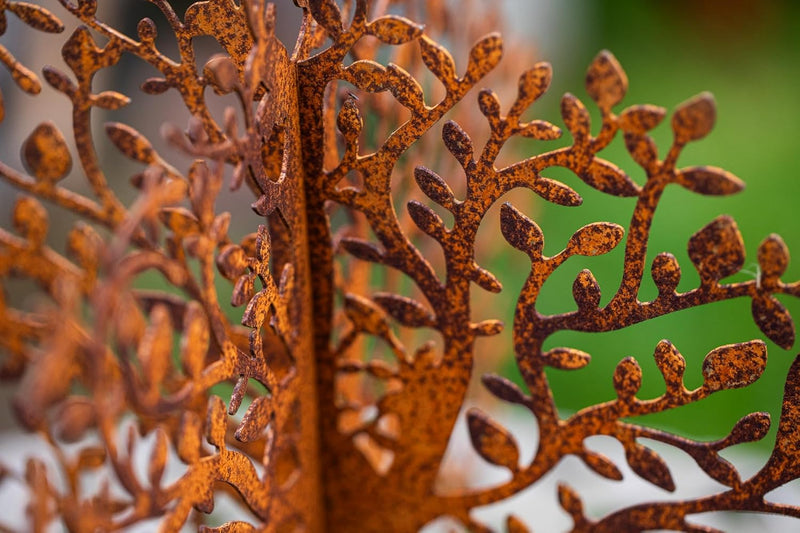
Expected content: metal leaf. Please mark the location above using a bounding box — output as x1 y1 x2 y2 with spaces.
578 159 640 197
544 347 591 370
625 443 675 492
415 166 455 208
366 15 423 45
687 215 745 281
500 203 543 257
373 293 435 328
675 166 744 196
481 374 528 405
467 408 520 471
106 122 158 164
567 222 625 256
751 295 795 349
21 122 72 183
585 50 627 109
672 92 716 143
702 340 767 392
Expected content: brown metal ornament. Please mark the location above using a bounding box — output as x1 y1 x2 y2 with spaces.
0 1 799 531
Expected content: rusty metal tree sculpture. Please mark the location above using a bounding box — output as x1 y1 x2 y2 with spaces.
1 1 799 531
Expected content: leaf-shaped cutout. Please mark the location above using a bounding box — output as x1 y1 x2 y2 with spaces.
13 196 48 247
465 33 502 81
203 55 239 95
624 132 659 174
138 305 172 392
543 347 591 370
7 2 64 33
613 357 642 400
366 360 396 379
206 396 227 449
651 252 681 295
216 244 248 280
473 319 503 336
752 295 795 350
758 234 789 279
579 159 640 197
340 237 384 263
581 450 623 480
137 17 157 41
500 203 543 257
418 35 456 83
407 200 446 238
676 166 744 196
478 89 501 119
625 443 675 491
689 449 740 488
567 222 625 256
231 273 255 307
177 411 202 464
442 121 473 168
509 62 552 119
42 66 76 95
201 521 257 533
482 374 528 405
227 375 249 416
506 515 530 533
386 64 425 113
687 215 745 281
557 483 585 519
560 93 590 141
466 407 520 471
308 0 342 35
235 396 273 442
519 120 562 140
336 97 362 141
344 60 387 92
366 15 423 45
373 293 435 328
529 176 582 206
93 91 130 110
415 166 455 208
343 293 391 336
180 301 208 378
573 269 601 311
672 92 716 144
469 264 503 293
727 412 771 446
619 104 666 133
702 340 767 392
141 77 170 95
585 50 627 109
653 340 686 393
148 428 168 487
21 122 72 183
106 122 157 164
7 55 40 94
159 207 200 237
53 397 95 443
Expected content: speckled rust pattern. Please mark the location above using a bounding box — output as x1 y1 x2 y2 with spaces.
1 1 799 532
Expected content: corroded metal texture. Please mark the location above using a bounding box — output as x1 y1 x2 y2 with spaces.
1 1 799 532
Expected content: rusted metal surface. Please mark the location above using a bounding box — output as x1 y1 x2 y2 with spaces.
1 1 800 532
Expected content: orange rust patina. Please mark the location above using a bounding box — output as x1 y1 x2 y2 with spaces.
1 1 799 532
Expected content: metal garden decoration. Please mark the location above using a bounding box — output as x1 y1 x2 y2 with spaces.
1 0 800 531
